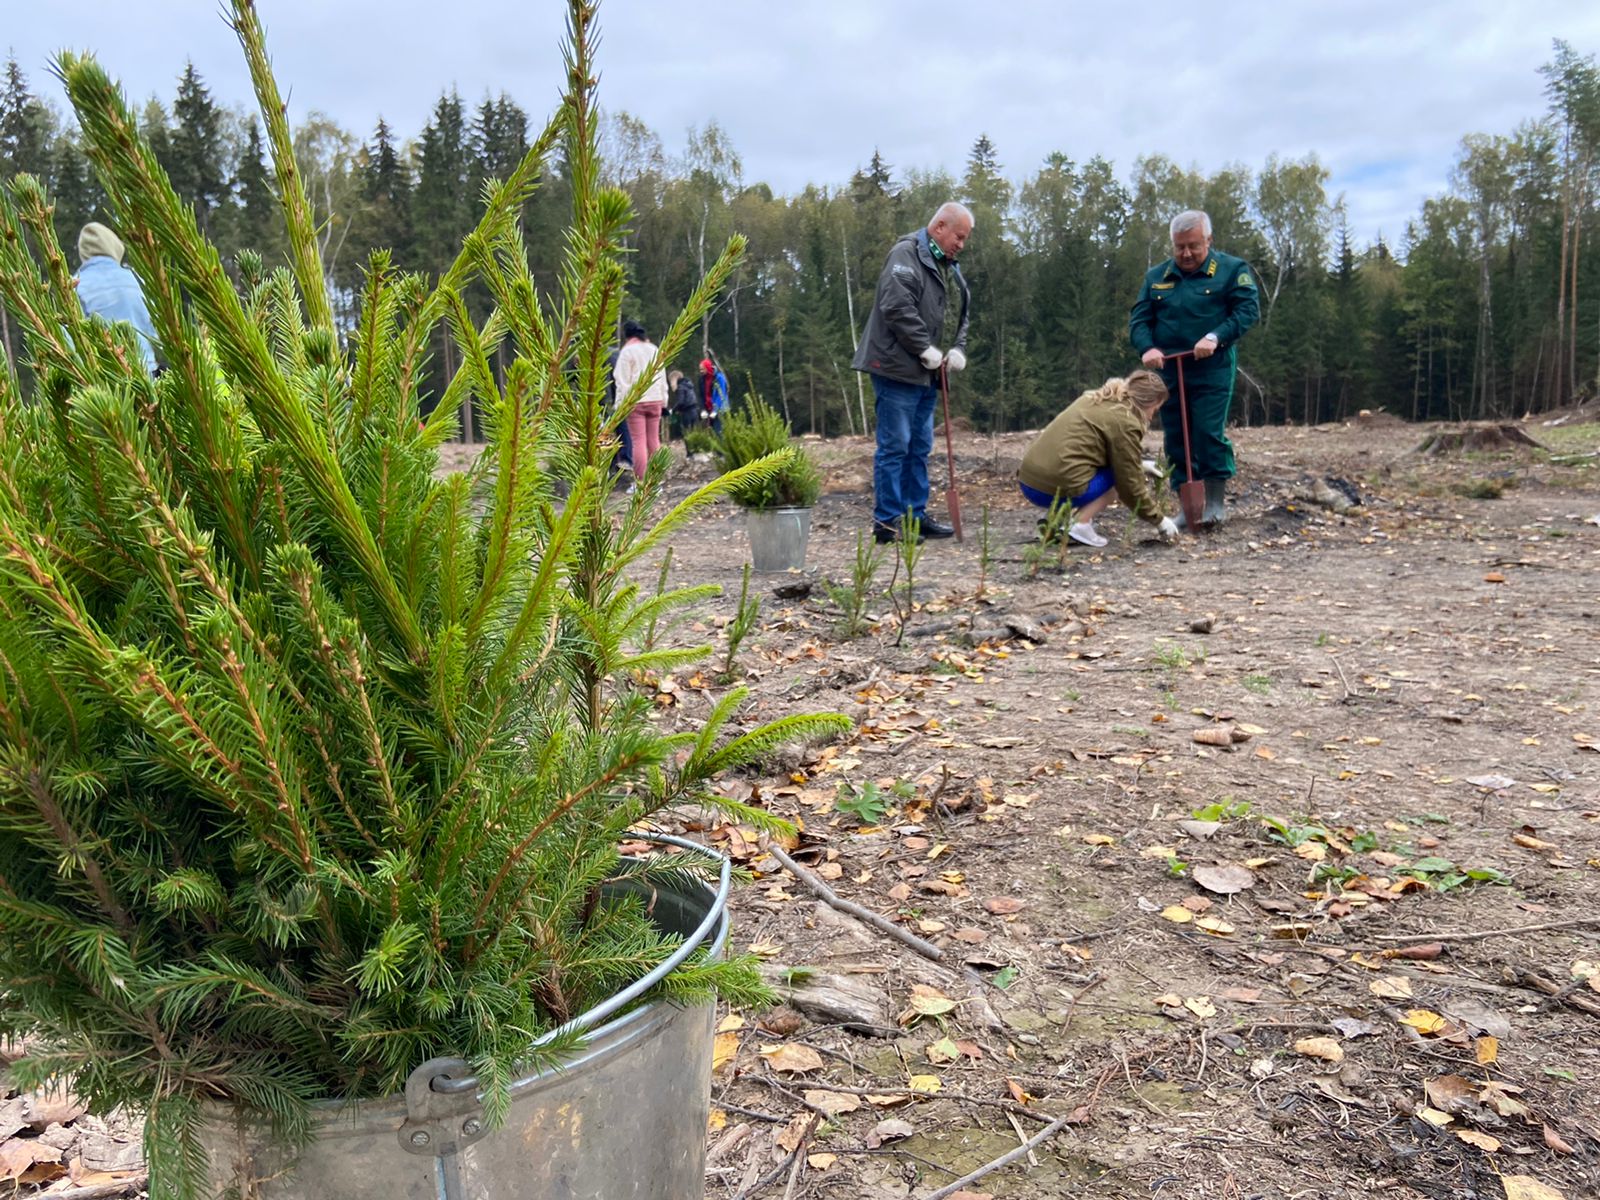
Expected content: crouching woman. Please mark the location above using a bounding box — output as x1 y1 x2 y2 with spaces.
1018 370 1179 547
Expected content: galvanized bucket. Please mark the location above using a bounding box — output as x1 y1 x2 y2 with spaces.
745 505 811 572
205 834 729 1200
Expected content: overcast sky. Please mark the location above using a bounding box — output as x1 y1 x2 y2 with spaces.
9 1 1600 250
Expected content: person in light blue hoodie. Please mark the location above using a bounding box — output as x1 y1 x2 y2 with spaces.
74 221 157 372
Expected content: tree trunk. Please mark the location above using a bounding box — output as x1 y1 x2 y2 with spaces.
1568 193 1582 403
1554 146 1571 409
776 328 791 425
842 230 868 435
832 358 854 437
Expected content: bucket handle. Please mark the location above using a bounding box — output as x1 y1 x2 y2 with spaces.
427 831 730 1096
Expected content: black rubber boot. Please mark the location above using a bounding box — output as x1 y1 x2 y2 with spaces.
1201 478 1227 527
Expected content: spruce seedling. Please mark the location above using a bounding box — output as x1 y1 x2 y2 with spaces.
719 562 762 682
0 3 850 1193
976 503 993 598
822 530 885 639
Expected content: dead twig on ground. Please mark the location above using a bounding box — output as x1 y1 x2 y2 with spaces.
768 844 944 962
918 1109 1078 1200
1059 972 1105 1035
1373 917 1599 945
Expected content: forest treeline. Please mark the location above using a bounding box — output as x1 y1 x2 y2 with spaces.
1 39 1596 437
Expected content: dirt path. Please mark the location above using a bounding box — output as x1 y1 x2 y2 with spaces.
655 414 1600 1199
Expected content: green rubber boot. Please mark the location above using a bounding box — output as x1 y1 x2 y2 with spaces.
1201 478 1227 527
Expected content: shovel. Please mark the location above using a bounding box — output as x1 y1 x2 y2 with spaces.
1165 350 1205 531
938 362 964 542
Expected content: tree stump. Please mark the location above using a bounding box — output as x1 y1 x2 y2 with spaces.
1412 424 1545 455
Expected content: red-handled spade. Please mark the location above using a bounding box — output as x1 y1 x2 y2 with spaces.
1163 350 1205 531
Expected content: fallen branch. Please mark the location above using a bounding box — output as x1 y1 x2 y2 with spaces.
917 1109 1076 1200
768 844 944 962
1374 918 1600 945
34 1179 149 1200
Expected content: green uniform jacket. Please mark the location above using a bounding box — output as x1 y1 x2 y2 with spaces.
1018 391 1163 522
1128 250 1259 368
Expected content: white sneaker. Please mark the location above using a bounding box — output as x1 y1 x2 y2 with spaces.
1068 521 1107 548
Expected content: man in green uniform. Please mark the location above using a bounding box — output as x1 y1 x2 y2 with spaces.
1128 210 1259 527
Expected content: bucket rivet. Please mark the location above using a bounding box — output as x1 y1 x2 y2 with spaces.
462 1118 482 1136
409 1130 431 1147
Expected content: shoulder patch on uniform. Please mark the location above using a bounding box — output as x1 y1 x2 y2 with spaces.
1152 282 1176 290
891 263 915 276
1205 258 1218 277
1237 270 1254 287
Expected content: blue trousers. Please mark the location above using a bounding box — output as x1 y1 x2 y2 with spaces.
1019 467 1114 511
872 374 937 526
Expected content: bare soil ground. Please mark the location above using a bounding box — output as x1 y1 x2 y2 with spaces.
643 412 1600 1200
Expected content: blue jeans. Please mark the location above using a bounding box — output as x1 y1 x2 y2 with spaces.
1019 467 1115 510
872 374 937 526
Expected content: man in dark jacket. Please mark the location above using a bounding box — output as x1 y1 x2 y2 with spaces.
853 202 973 544
1128 210 1259 528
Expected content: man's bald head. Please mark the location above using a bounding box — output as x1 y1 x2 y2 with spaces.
927 202 974 259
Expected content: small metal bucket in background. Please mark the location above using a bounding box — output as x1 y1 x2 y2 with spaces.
744 505 811 572
205 834 730 1200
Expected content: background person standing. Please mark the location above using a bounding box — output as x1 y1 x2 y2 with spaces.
1128 210 1259 528
74 222 157 373
613 320 667 487
852 201 973 544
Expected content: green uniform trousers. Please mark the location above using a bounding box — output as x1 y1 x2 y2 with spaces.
1159 355 1236 487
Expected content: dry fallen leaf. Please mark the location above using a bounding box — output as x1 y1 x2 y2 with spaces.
1500 1176 1567 1200
807 1153 838 1170
1160 905 1194 924
1400 1009 1449 1035
899 984 958 1026
1293 1036 1344 1064
1456 1129 1502 1152
1416 1106 1454 1127
1543 1125 1575 1156
907 1074 942 1095
775 1112 814 1153
1192 864 1256 894
1474 1036 1499 1065
865 1118 916 1149
1194 915 1235 936
1005 1079 1031 1105
1369 976 1415 1000
712 1031 741 1072
983 896 1026 915
759 1043 825 1074
1424 1075 1481 1115
804 1090 861 1117
1081 832 1117 846
1184 996 1217 1019
1192 728 1234 747
1513 833 1559 852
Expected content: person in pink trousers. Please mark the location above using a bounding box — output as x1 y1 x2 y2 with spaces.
612 319 668 488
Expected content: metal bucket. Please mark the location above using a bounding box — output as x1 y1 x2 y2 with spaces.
745 506 811 572
205 834 729 1200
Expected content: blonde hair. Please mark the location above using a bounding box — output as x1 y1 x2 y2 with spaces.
1090 370 1167 416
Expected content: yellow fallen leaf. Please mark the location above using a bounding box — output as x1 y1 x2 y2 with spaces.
908 1074 942 1095
1293 1036 1344 1063
1295 842 1328 862
1417 1106 1454 1127
1194 916 1235 936
1513 833 1558 852
926 1037 960 1065
747 941 783 957
807 1153 838 1170
1140 844 1179 859
1184 996 1217 1018
712 1031 740 1072
866 1093 911 1108
1400 1009 1448 1035
1160 905 1194 924
1474 1036 1499 1065
1456 1129 1501 1152
717 1014 747 1033
1082 833 1116 846
1500 1176 1567 1200
707 1108 728 1133
917 919 947 934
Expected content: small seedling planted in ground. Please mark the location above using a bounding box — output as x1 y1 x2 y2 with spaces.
719 562 761 682
1023 496 1074 576
1243 673 1271 694
976 504 994 598
822 530 885 639
887 512 923 645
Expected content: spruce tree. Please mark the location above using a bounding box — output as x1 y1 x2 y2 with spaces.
0 56 55 180
0 3 841 1196
168 62 227 234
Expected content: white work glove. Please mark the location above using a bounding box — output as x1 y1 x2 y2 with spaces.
919 346 944 370
1158 516 1179 542
1141 458 1162 480
944 348 967 372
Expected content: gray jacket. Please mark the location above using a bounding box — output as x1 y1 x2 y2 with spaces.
851 228 971 385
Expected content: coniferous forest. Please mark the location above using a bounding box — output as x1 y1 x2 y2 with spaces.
2 39 1597 439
